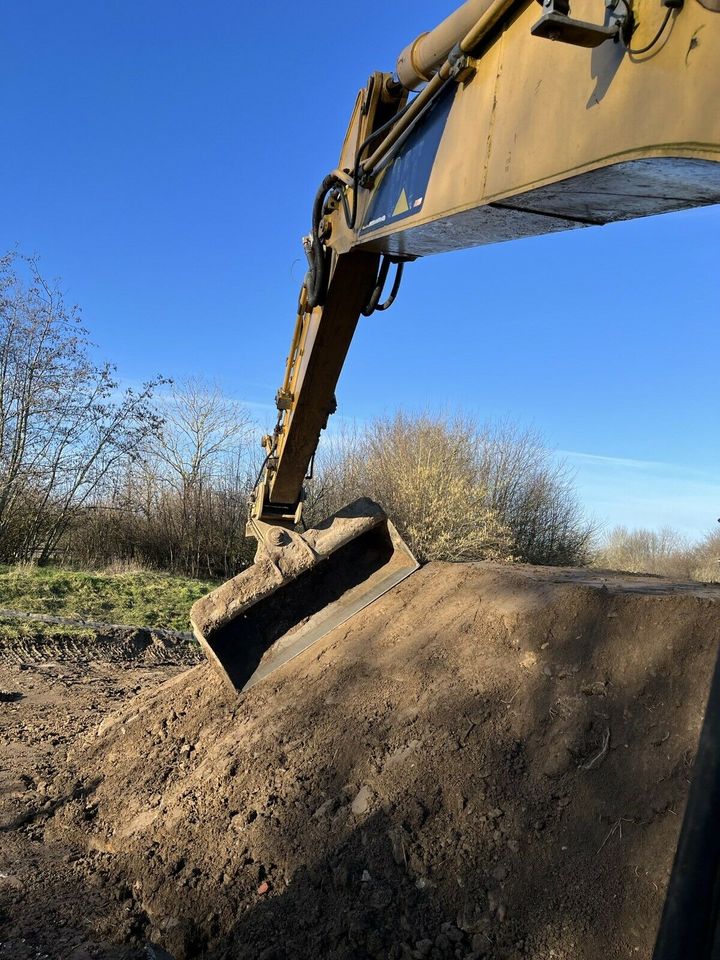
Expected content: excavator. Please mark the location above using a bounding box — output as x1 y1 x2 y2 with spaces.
191 0 719 694
189 1 719 954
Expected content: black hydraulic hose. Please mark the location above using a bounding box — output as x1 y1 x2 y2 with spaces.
628 6 672 54
361 257 391 316
306 173 340 308
348 78 452 230
361 257 405 316
310 78 448 305
375 261 404 312
369 76 452 180
652 639 720 960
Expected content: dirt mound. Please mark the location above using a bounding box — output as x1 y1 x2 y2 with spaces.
37 563 720 958
0 656 186 960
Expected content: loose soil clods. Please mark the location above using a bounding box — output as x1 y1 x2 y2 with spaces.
2 561 720 959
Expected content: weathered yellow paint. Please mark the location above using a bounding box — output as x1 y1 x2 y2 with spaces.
348 0 720 255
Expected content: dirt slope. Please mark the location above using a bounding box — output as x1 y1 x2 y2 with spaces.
0 657 185 960
4 561 720 960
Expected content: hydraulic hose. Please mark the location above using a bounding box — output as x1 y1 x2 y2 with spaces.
306 173 340 308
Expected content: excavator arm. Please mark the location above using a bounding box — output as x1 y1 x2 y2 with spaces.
192 0 719 695
254 0 720 531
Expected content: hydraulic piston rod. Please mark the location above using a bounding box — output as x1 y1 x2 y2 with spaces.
396 0 498 89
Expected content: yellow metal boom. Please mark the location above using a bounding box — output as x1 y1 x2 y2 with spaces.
254 0 720 527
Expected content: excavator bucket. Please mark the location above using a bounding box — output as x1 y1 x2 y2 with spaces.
190 498 418 694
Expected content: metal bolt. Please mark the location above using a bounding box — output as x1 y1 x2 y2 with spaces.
267 528 287 548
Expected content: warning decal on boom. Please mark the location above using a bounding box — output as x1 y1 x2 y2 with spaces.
361 83 455 235
393 189 410 216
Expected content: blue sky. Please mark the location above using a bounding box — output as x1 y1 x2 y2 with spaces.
2 2 718 539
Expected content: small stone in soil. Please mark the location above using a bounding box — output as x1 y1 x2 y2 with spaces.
352 784 372 816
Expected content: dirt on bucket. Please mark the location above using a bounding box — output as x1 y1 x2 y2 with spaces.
2 561 720 960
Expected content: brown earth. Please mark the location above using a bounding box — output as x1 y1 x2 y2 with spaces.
2 561 720 960
0 622 200 668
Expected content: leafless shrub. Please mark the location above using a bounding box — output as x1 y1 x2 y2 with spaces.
594 525 695 579
477 422 595 566
689 528 720 583
308 413 593 566
357 413 513 563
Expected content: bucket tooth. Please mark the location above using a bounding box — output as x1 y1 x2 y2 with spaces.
190 498 418 693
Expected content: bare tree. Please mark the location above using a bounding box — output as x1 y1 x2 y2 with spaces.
54 378 257 577
140 378 255 576
0 252 165 563
150 378 251 490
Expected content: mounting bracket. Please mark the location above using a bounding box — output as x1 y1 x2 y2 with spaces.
531 0 633 47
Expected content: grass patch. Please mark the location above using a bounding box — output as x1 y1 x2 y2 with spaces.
0 565 217 631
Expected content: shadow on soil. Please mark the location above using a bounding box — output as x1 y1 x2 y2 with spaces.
25 566 720 960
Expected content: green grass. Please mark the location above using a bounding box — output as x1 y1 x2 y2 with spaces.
0 565 217 631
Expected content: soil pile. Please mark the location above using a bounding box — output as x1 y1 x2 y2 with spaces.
25 563 720 958
0 657 186 960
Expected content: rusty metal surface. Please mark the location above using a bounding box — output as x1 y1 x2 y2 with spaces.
190 499 419 693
